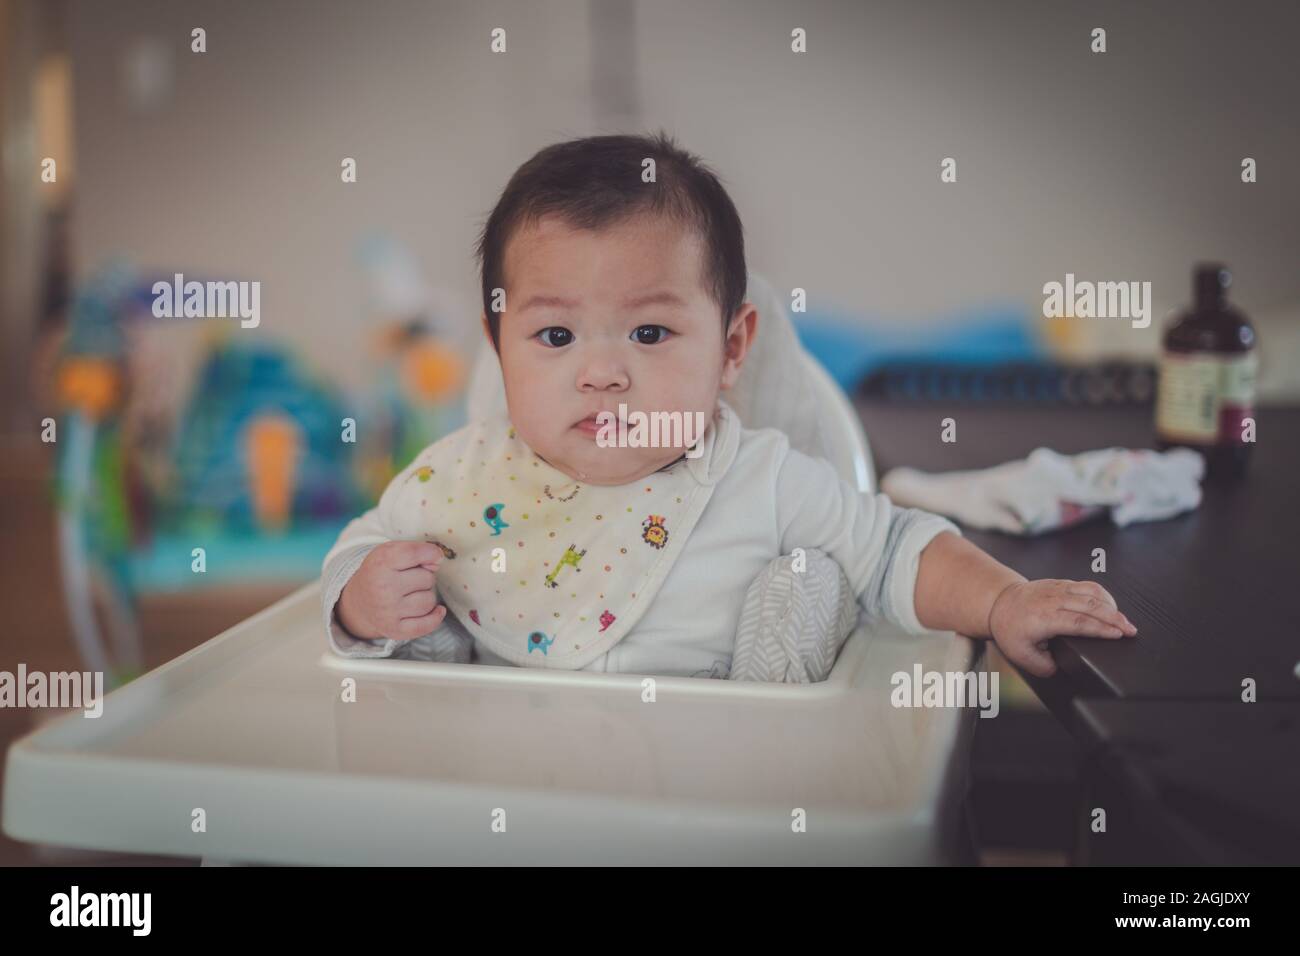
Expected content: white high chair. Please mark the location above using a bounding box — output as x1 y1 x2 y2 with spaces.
3 273 981 865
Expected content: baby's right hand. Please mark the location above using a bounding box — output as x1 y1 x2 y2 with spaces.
335 541 447 641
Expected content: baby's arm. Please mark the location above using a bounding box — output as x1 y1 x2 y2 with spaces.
775 444 963 637
912 533 1135 677
322 502 394 656
321 454 443 658
775 441 1137 678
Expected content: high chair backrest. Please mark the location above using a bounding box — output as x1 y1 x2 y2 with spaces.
465 272 876 494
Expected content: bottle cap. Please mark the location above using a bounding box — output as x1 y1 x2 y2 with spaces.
1194 263 1231 308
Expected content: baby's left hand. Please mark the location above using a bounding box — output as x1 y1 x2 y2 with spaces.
989 579 1137 678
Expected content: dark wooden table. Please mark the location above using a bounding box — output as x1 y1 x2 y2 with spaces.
1071 699 1300 865
855 400 1300 711
854 398 1300 863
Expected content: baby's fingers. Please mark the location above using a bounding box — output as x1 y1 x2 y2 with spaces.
398 590 438 619
1060 597 1136 635
1066 580 1118 611
1010 637 1058 679
395 604 447 640
384 540 441 572
394 566 436 595
1053 609 1126 640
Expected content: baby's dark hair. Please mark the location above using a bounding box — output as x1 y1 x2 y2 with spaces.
473 131 747 350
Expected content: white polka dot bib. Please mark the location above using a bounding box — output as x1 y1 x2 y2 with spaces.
387 402 741 669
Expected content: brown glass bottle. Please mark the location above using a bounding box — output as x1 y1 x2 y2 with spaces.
1155 264 1257 480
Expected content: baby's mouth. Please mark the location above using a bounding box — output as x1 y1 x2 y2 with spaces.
573 411 625 439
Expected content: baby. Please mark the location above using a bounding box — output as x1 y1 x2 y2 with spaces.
321 132 1136 681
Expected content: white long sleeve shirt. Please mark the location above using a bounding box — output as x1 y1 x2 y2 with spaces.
320 401 961 678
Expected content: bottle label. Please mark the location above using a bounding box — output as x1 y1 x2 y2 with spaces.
1156 351 1257 444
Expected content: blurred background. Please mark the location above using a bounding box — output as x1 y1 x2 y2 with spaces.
1 0 1296 864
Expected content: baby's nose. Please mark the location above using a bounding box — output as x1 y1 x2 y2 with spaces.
576 358 629 390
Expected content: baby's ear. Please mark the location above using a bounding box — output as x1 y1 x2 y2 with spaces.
720 303 759 389
736 303 759 341
479 311 497 352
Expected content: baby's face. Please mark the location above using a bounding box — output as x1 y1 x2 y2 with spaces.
490 213 754 485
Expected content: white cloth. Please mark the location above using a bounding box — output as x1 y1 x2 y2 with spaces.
322 401 961 678
880 447 1205 536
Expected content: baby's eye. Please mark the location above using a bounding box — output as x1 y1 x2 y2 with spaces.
536 327 574 348
631 325 672 345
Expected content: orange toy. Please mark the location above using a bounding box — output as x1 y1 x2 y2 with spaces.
400 340 466 405
244 413 302 533
56 357 122 421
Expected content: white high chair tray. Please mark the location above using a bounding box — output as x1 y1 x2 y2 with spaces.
4 583 979 865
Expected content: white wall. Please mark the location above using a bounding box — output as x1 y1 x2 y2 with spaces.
67 0 598 397
64 0 1300 401
631 0 1299 362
